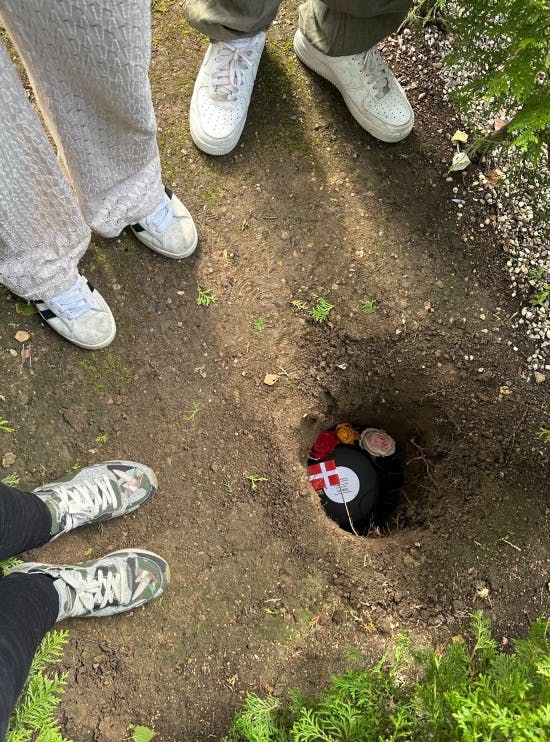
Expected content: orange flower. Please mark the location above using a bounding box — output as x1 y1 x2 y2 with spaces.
335 423 360 445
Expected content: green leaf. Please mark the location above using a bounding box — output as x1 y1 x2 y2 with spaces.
129 725 157 742
15 302 38 316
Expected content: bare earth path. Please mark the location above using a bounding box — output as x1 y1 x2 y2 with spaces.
1 3 548 740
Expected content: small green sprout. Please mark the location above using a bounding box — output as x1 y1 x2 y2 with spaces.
0 419 14 434
245 474 269 491
310 297 334 323
95 433 108 443
185 402 201 421
361 299 376 315
530 285 550 306
2 473 20 487
291 299 308 312
196 283 218 307
253 317 266 331
536 427 550 444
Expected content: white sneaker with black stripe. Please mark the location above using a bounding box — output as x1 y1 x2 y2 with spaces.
130 186 198 259
35 274 116 350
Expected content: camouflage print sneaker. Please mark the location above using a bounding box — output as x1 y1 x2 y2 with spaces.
9 550 170 620
34 461 158 540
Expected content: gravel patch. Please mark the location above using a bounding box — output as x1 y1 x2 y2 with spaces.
396 22 549 377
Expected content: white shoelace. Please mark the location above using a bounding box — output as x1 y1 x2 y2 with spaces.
358 48 391 100
62 566 125 612
143 197 175 233
209 42 258 101
48 278 95 320
51 475 118 532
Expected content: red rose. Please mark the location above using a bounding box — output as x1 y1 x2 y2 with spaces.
311 430 338 459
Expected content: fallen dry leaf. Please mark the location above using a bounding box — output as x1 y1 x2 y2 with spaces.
263 373 279 386
2 452 16 468
308 614 321 628
15 330 30 343
449 151 471 172
494 118 507 131
451 129 469 143
20 346 32 366
485 169 503 187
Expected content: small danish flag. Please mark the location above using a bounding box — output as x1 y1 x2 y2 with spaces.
308 460 340 491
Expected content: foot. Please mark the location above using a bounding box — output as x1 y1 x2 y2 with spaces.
34 275 116 350
293 30 413 143
190 32 266 155
9 549 169 620
34 461 158 541
130 186 198 259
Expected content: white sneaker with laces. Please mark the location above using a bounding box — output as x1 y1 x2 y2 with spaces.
34 275 116 350
190 32 266 155
130 186 198 259
293 29 414 143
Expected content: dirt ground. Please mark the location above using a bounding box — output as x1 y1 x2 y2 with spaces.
1 3 549 740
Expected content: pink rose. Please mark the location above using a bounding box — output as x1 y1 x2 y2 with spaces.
360 428 396 457
311 430 338 459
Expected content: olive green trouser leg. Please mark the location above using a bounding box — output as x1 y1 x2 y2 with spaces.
184 0 412 55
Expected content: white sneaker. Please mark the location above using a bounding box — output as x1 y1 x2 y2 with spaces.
130 186 198 259
293 30 414 143
190 32 266 155
35 275 116 350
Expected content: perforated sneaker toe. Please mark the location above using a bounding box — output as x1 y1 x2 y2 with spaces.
293 30 413 143
190 32 266 155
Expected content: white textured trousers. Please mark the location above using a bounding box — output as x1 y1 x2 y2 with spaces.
0 1 165 300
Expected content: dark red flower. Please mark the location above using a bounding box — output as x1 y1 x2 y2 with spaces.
311 430 338 459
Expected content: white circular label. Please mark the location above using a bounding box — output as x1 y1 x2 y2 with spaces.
324 466 360 503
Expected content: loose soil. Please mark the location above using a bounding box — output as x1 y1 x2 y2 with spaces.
1 4 549 740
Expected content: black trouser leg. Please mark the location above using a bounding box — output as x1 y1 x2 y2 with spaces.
0 573 59 740
0 482 52 560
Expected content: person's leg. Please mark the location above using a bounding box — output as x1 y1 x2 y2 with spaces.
0 461 158 561
0 573 59 740
0 547 170 739
299 0 412 56
0 39 89 303
1 0 197 257
0 33 116 349
186 0 282 156
185 0 280 41
0 482 52 561
0 460 162 736
294 0 414 142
